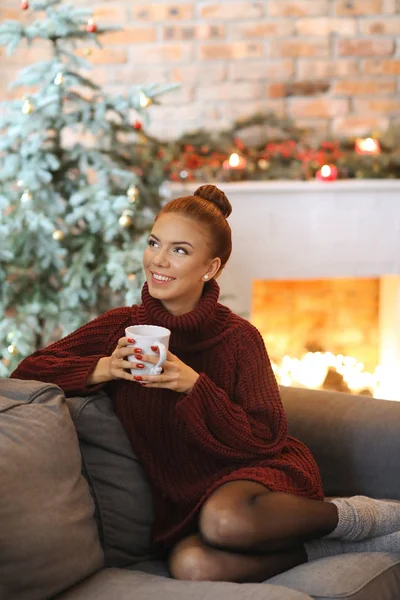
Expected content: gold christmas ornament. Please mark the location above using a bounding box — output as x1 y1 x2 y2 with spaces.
54 72 65 85
52 229 65 241
83 47 92 56
119 214 133 228
139 91 152 108
128 273 137 281
7 344 18 355
22 99 34 114
127 184 139 202
258 159 270 170
21 189 32 203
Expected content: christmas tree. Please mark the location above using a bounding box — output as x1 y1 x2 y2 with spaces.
0 0 177 376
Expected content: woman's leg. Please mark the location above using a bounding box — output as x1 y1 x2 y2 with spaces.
169 533 307 583
199 480 338 553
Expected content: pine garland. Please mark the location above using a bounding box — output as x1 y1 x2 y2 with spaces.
162 112 400 183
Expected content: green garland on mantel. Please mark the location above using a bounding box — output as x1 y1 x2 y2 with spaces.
156 112 400 183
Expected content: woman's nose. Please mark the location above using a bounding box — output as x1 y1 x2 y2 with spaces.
153 249 169 267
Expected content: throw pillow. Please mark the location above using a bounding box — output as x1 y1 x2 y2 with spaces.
0 378 104 600
66 391 155 568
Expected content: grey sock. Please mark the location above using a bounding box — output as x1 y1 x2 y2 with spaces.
325 496 400 541
305 530 400 562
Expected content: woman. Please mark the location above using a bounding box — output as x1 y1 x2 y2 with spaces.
11 184 400 582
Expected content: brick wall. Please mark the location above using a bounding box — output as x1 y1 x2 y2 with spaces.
1 0 400 139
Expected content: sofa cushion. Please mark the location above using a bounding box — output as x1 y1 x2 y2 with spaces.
0 378 104 600
57 568 314 600
66 391 155 568
268 552 400 600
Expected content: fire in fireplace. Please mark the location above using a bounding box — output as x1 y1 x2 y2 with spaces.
252 277 399 400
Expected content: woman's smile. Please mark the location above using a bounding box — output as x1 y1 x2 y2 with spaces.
151 271 176 285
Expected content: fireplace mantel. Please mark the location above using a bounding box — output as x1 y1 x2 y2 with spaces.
171 179 400 317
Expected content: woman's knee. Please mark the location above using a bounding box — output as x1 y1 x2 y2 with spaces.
199 496 251 548
199 482 274 549
168 535 216 581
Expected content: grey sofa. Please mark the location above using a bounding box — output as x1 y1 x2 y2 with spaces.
1 378 400 600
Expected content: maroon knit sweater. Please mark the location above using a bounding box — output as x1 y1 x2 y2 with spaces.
11 280 324 554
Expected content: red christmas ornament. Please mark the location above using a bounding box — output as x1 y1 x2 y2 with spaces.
133 121 142 131
20 0 29 9
86 19 97 33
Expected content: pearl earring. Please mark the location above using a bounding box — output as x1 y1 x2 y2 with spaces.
203 275 209 280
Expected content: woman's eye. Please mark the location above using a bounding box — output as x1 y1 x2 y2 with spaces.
174 247 188 255
148 239 158 247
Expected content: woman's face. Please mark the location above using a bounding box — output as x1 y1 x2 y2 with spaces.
143 213 220 315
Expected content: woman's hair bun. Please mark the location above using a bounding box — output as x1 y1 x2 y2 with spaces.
194 184 232 219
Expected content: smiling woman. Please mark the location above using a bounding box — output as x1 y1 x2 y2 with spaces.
12 184 400 585
141 185 232 316
143 215 219 316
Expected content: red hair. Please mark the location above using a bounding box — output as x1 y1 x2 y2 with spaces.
156 185 232 277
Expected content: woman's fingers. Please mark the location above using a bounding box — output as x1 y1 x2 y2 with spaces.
118 336 136 347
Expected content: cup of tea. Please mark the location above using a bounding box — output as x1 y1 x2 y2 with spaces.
125 325 171 375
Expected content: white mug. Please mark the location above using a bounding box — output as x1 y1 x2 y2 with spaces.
125 325 171 375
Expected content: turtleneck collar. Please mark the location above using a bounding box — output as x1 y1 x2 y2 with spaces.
137 279 232 352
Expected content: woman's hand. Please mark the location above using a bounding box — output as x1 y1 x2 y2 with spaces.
133 349 199 393
108 336 142 381
86 336 140 386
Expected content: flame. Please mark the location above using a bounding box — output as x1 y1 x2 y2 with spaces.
229 153 240 167
269 349 385 398
320 165 332 177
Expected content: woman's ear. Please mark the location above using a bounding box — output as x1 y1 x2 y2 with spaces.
204 257 221 280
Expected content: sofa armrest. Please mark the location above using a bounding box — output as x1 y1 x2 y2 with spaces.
280 386 400 500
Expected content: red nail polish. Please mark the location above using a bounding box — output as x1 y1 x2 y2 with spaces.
134 354 143 360
136 363 144 369
133 348 143 353
151 346 158 352
127 338 134 343
134 375 143 381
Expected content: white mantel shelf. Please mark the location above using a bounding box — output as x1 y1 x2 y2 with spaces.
172 178 400 195
187 179 400 194
170 179 400 318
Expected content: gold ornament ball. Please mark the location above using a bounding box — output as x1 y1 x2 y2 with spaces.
128 273 137 282
119 214 133 228
258 159 270 170
83 47 92 56
52 229 65 241
127 184 139 202
54 72 65 85
7 344 18 355
21 190 32 203
22 99 34 114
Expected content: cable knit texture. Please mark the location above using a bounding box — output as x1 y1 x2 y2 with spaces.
11 280 323 555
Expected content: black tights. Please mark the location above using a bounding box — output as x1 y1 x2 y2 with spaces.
168 480 338 582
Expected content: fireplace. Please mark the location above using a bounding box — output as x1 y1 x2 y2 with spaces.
171 179 400 400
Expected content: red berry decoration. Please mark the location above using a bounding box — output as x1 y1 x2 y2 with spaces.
20 0 29 9
133 121 142 131
86 19 97 33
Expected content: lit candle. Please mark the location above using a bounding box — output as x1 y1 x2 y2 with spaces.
315 164 338 182
222 152 247 170
355 137 380 155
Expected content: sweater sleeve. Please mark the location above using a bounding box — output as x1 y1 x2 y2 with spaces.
10 307 133 396
175 324 288 460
